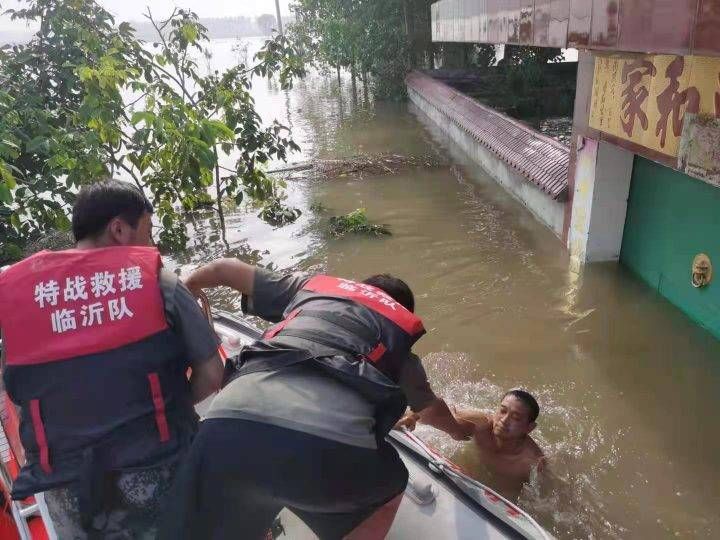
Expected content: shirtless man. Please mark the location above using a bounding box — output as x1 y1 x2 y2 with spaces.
399 389 544 499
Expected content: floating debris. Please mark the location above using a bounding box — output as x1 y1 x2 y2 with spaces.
270 152 446 180
328 208 390 238
258 197 302 226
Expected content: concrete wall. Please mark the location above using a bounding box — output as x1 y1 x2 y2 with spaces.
408 86 566 238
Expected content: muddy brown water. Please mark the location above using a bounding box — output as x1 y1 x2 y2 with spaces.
165 39 720 539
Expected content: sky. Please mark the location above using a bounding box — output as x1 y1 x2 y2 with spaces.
0 0 292 30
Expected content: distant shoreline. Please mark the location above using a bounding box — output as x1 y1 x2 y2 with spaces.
1 14 293 45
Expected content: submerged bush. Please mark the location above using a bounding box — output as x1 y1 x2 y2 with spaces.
258 196 302 226
328 208 390 238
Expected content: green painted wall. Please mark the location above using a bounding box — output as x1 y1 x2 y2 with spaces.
621 157 720 340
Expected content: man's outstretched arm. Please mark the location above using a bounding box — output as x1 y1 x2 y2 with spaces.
397 398 475 441
396 354 475 441
184 258 256 298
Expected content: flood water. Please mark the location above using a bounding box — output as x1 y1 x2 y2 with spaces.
167 39 720 539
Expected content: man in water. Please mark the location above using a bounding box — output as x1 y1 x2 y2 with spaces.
399 389 544 499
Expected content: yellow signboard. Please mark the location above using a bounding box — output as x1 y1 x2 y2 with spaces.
589 54 720 157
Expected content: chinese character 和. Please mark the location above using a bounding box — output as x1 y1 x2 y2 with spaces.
655 56 700 148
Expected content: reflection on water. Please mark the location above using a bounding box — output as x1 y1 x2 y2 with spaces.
167 39 720 539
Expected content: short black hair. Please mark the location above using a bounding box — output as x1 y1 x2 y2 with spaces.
503 389 540 422
72 179 153 242
362 274 415 312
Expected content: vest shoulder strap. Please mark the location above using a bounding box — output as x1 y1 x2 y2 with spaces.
301 275 425 336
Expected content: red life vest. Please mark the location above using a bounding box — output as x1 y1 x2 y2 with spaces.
263 275 425 371
0 247 196 500
239 275 426 442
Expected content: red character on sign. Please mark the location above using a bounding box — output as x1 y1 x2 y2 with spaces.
621 59 656 137
655 56 700 148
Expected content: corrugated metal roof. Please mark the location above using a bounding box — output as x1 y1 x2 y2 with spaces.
406 71 569 201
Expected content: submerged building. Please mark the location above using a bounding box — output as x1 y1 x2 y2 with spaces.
410 0 720 340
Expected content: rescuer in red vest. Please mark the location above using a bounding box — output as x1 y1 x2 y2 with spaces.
0 180 224 538
159 258 476 540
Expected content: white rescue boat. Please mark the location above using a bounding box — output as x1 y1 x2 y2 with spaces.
0 308 554 540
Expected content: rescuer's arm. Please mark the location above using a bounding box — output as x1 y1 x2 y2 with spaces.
397 353 474 441
415 398 475 441
188 354 224 403
184 258 256 298
161 270 224 403
184 260 309 323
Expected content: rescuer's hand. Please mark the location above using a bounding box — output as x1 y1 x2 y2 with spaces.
394 411 420 431
183 276 203 299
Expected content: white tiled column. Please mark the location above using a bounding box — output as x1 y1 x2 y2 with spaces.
568 138 634 272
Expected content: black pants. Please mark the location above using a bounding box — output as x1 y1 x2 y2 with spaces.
158 419 408 540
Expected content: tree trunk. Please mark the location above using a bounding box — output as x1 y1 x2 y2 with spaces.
213 149 227 246
403 0 413 67
336 65 341 87
362 71 369 104
350 64 358 105
274 0 284 35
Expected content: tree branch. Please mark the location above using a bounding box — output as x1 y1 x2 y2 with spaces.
145 8 199 108
126 91 150 108
106 146 145 190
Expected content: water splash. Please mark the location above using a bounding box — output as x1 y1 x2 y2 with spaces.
412 356 629 539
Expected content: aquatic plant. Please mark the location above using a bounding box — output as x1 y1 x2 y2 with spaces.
328 208 390 237
258 197 302 226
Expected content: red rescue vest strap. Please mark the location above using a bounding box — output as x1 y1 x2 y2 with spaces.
367 342 387 362
302 276 425 336
147 373 170 443
264 308 301 339
29 400 51 475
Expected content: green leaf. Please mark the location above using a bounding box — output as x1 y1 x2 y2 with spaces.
131 111 156 126
54 212 71 231
0 163 16 189
0 182 11 204
26 136 50 155
180 24 198 44
1 242 22 262
202 119 234 141
10 213 20 231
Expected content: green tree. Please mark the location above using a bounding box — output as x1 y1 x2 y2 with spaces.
0 0 306 263
471 44 498 69
502 45 564 66
500 45 564 94
289 0 437 100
